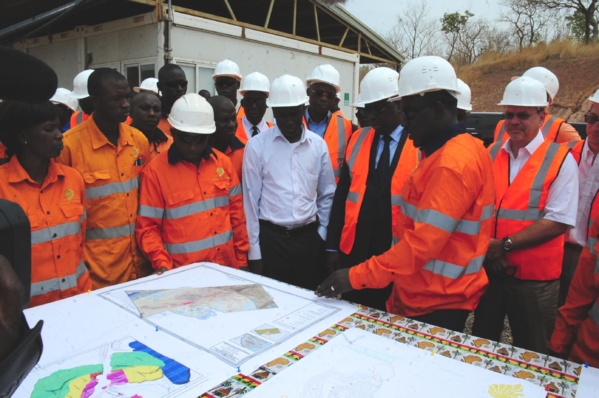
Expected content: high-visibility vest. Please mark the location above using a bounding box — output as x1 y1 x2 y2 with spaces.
303 111 353 182
136 149 248 269
70 112 132 130
494 114 563 142
339 127 419 254
489 139 570 280
235 119 274 145
0 157 91 306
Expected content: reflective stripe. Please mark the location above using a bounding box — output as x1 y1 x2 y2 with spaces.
347 127 371 179
166 196 229 220
31 221 81 245
391 195 402 206
497 122 506 142
336 115 346 169
139 205 164 219
86 178 139 200
566 140 578 149
347 191 359 203
229 184 242 197
423 255 485 279
588 237 597 256
496 143 560 222
489 141 503 161
165 230 233 254
590 301 599 326
86 224 132 240
541 115 557 138
333 167 341 178
30 260 88 297
76 112 83 125
391 236 398 246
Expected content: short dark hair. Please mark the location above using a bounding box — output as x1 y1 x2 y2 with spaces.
87 68 127 97
0 100 58 157
158 64 185 81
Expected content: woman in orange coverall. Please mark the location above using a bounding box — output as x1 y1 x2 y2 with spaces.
0 100 91 307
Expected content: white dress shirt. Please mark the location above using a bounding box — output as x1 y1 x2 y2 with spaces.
242 125 336 260
502 131 578 227
566 139 599 246
241 116 270 138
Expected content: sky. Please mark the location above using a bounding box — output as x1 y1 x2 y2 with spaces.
343 0 504 36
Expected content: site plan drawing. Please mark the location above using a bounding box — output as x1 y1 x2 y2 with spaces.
100 264 341 366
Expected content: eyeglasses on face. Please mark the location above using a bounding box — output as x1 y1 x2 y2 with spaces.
165 80 188 89
399 105 427 121
367 101 393 115
178 133 208 145
503 111 539 121
309 88 336 100
584 113 599 125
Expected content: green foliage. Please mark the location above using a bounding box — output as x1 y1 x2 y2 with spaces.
566 11 587 41
441 11 474 35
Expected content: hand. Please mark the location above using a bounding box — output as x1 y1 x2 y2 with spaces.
154 266 169 275
248 259 264 275
483 254 508 275
325 251 341 275
315 268 352 298
486 238 504 261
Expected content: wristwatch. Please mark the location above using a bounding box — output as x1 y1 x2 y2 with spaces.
502 237 514 252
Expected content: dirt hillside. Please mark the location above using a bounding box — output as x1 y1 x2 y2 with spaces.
458 48 599 122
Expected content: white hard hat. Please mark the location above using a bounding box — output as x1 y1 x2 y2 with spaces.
456 79 472 111
134 78 159 95
523 66 558 101
50 88 78 112
212 59 242 81
306 64 341 93
352 93 365 108
267 75 309 107
395 56 459 100
69 69 94 99
498 76 549 107
168 93 216 134
353 67 399 106
239 72 270 95
589 88 599 104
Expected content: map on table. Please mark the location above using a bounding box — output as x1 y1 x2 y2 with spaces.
100 264 340 366
20 336 204 398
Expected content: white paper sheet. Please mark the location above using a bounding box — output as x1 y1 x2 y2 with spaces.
577 365 599 398
245 328 548 398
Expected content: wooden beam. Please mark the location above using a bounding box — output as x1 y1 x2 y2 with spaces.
338 27 349 47
264 0 275 29
313 3 320 42
223 0 237 21
293 0 297 36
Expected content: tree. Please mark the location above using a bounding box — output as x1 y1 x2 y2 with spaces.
385 0 442 60
531 0 598 44
566 10 588 40
441 11 474 61
500 0 553 50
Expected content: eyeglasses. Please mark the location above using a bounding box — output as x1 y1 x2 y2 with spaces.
165 80 188 89
503 111 539 121
399 105 426 121
367 101 394 116
309 88 336 100
584 113 599 125
177 133 208 145
242 98 267 108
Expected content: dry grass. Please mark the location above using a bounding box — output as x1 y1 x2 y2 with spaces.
457 40 599 86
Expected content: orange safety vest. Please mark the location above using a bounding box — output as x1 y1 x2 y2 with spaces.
494 114 563 143
148 135 174 162
339 127 419 254
70 112 131 130
0 157 91 307
235 119 274 145
489 139 570 280
136 149 248 270
349 133 495 317
56 115 151 289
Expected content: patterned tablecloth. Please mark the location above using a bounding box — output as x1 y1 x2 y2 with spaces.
200 305 582 397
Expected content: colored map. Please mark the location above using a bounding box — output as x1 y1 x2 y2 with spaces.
24 337 203 398
126 284 277 319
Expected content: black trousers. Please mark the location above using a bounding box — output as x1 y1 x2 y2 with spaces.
259 220 326 291
409 309 470 332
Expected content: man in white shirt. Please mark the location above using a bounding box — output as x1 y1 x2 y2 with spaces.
236 72 272 144
242 75 336 290
472 76 578 354
560 91 599 306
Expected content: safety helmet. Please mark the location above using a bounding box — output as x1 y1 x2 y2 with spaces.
589 88 599 104
306 64 341 93
523 66 558 101
50 88 78 112
352 93 365 108
133 77 159 95
395 56 459 100
239 72 270 95
353 67 399 106
69 69 94 99
266 75 309 108
498 76 549 107
456 79 472 111
168 93 216 134
212 59 242 81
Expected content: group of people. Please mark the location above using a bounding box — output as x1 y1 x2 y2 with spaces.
1 54 598 371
